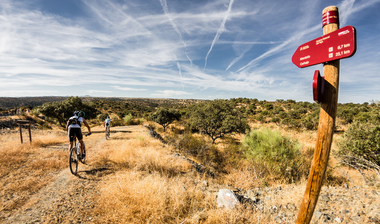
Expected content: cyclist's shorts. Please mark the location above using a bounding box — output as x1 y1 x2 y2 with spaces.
105 123 110 127
68 127 83 142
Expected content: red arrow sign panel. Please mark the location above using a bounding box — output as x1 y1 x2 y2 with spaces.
292 26 356 68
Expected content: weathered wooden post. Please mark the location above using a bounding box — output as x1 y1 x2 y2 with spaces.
18 123 23 144
295 6 339 223
16 120 32 144
291 6 357 224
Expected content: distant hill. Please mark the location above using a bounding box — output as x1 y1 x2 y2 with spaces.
0 97 69 109
0 96 207 110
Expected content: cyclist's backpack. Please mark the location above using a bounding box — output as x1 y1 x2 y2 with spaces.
69 115 81 126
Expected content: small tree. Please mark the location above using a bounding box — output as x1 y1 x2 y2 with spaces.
188 100 249 144
149 108 180 132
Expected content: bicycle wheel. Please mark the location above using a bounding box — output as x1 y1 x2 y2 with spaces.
69 147 78 175
105 131 108 140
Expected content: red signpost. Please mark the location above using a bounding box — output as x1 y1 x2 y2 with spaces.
293 6 357 224
292 26 356 68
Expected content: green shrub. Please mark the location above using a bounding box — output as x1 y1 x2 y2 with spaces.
98 113 109 122
175 133 223 170
337 121 380 166
242 128 306 182
256 114 264 123
263 103 273 110
270 117 280 124
124 114 133 125
261 110 269 116
279 111 287 119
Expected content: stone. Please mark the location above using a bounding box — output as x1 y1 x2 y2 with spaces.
217 189 239 209
314 211 323 220
320 194 330 202
286 203 296 211
334 217 342 223
350 216 363 223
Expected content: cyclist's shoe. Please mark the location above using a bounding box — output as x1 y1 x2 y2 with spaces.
82 152 86 159
77 154 82 160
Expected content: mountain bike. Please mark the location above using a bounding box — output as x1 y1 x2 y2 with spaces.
105 126 110 140
69 133 91 175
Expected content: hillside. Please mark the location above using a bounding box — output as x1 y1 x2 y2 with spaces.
1 124 379 223
0 96 206 110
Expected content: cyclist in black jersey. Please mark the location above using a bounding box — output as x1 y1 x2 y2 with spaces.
66 111 91 158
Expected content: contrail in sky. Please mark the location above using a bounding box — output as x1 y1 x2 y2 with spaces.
236 24 320 73
339 0 380 26
159 0 193 66
226 46 252 71
236 0 380 73
204 0 235 70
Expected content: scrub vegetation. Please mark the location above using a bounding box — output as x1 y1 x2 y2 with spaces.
1 97 379 223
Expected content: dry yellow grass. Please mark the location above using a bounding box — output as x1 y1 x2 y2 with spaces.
90 130 192 177
223 165 264 190
0 130 67 211
94 172 215 223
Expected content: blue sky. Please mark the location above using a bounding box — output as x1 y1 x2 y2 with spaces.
1 0 379 103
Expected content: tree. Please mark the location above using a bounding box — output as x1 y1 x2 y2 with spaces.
149 108 181 132
37 96 97 127
187 100 249 144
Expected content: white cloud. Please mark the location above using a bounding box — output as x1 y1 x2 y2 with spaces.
152 90 192 97
111 86 147 91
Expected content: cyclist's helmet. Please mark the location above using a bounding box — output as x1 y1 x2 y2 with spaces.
78 111 85 117
73 111 85 117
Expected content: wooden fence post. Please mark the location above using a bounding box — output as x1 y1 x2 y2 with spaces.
16 120 32 144
19 123 23 144
295 6 340 224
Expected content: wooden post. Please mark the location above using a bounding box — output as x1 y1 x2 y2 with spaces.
295 6 340 224
28 124 32 143
19 124 23 144
16 120 32 144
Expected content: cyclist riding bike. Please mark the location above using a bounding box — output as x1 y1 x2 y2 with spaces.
66 111 91 159
104 116 111 134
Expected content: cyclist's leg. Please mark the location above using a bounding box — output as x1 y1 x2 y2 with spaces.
68 127 75 152
78 139 85 155
75 129 84 155
68 141 73 152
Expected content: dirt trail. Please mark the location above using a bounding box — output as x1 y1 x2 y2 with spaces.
4 125 147 224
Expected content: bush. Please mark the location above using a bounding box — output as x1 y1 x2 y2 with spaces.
242 128 306 183
124 114 133 125
174 133 223 170
98 113 109 122
337 121 380 166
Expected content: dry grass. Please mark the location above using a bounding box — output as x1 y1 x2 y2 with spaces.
90 132 192 177
0 130 67 211
223 165 264 190
94 172 215 223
